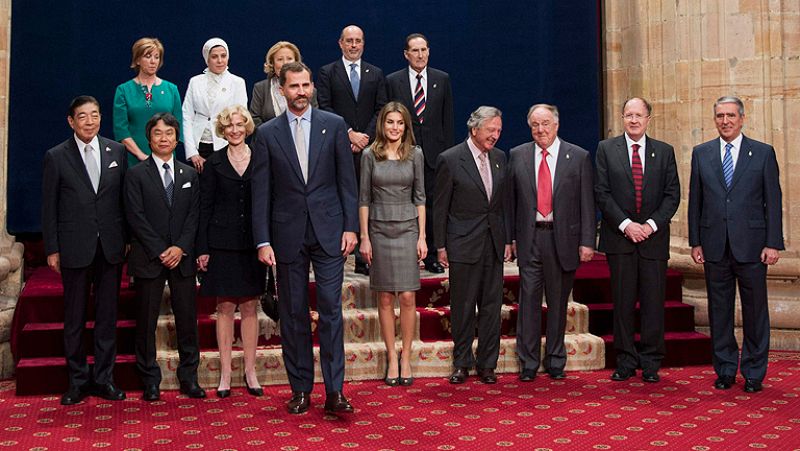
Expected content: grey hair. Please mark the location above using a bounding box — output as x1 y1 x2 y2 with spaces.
466 106 502 130
714 96 745 116
527 104 560 125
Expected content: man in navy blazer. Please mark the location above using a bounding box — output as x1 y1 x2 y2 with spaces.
688 95 784 393
42 96 127 405
252 62 358 414
317 24 387 275
386 33 454 274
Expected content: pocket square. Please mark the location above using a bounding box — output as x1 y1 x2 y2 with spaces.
181 182 191 188
108 161 118 168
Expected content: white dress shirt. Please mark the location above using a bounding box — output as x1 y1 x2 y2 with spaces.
153 154 175 188
534 138 560 221
408 66 428 96
74 134 101 177
719 133 743 170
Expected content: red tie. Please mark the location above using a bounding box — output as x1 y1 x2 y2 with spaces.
631 143 643 213
537 149 552 217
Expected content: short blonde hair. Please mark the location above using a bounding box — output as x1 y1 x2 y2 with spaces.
130 37 164 71
215 105 255 137
263 41 302 76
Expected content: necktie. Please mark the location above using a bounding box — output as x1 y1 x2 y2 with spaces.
537 149 552 217
478 153 492 200
414 74 426 123
631 143 643 213
84 144 99 193
722 142 734 189
295 118 308 182
163 162 174 205
349 63 360 98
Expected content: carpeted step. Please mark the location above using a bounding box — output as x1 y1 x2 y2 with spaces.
587 300 698 336
15 354 140 395
17 320 137 358
572 261 683 304
600 331 712 368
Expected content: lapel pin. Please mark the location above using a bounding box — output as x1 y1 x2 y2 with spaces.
179 168 183 174
222 87 227 92
322 129 326 134
433 83 438 89
748 151 752 156
105 146 111 152
495 163 500 169
365 68 370 73
566 154 570 159
651 152 655 157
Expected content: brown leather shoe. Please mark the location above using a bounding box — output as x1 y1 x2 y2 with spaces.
324 391 354 414
287 391 311 414
449 367 469 384
477 368 497 384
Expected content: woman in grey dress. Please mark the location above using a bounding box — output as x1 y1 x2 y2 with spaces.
359 102 427 386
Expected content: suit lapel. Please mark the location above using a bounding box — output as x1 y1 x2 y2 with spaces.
97 137 118 193
553 141 572 197
146 157 171 208
729 135 753 190
523 143 537 198
335 61 357 103
707 140 727 189
275 113 307 184
458 142 488 201
307 109 327 181
642 136 656 191
399 71 414 111
615 136 633 185
489 148 502 205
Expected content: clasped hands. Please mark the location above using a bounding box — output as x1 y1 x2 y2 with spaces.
624 222 653 243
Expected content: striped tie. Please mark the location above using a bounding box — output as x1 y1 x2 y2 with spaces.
413 74 425 124
631 144 643 213
163 162 174 205
722 142 734 189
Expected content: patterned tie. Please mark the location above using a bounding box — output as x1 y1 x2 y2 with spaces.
414 74 426 124
349 63 360 98
722 142 734 189
478 153 492 201
631 143 643 213
537 149 552 217
163 162 174 205
84 144 100 193
294 118 308 183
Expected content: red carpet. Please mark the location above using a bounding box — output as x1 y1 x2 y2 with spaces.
2 351 797 450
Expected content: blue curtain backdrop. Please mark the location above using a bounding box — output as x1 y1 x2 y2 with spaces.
7 0 601 233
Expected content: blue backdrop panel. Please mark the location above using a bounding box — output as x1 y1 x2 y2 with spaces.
8 1 601 233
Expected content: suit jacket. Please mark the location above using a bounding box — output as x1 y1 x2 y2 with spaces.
433 141 508 264
41 136 127 269
182 71 248 158
386 67 454 168
251 108 358 263
508 140 595 272
249 76 319 129
316 59 387 139
595 135 680 260
688 134 784 262
124 156 200 278
197 146 255 254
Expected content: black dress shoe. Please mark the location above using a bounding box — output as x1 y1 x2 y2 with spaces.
245 381 264 397
449 367 469 384
743 379 763 393
324 391 354 414
425 261 445 274
61 385 89 405
179 381 207 399
354 263 370 276
642 372 660 383
216 389 231 399
714 375 736 390
519 369 537 382
548 370 566 380
142 384 160 401
93 382 126 401
287 391 311 414
477 368 497 384
610 369 635 381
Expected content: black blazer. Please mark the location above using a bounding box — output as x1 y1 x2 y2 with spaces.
124 156 200 278
433 141 509 264
386 67 454 168
197 146 255 254
595 135 680 260
316 59 387 139
41 135 127 269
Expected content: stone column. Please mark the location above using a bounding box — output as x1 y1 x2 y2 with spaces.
604 1 800 348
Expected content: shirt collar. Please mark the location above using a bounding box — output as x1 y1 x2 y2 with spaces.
286 106 312 125
466 137 488 160
153 153 174 169
720 133 743 150
74 134 100 153
535 137 561 157
624 132 646 150
342 57 361 69
409 66 427 79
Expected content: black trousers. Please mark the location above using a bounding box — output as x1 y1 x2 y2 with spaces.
422 161 437 267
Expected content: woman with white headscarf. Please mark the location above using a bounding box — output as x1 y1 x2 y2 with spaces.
182 38 248 173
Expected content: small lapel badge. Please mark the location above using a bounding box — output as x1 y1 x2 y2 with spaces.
365 68 370 73
496 163 500 169
160 91 164 95
179 168 183 174
108 161 118 168
322 129 326 134
651 152 655 158
433 83 437 89
749 151 752 156
105 146 111 152
566 154 570 159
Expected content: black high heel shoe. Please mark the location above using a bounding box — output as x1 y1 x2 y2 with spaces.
399 356 414 386
245 377 264 397
384 357 399 386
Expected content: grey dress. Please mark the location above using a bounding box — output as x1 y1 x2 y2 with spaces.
359 146 426 291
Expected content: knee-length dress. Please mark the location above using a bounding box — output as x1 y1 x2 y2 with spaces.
359 146 426 291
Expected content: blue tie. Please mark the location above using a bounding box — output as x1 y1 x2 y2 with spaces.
722 143 734 189
163 162 174 205
349 63 360 98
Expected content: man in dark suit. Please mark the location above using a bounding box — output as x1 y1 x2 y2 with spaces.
252 62 358 414
688 95 783 393
508 104 595 382
595 97 680 383
317 24 387 275
386 33 454 274
434 106 512 385
42 96 127 405
124 112 205 401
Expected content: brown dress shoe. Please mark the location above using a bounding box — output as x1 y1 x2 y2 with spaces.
287 391 311 414
324 391 354 413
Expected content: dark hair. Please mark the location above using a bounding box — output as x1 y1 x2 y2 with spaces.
68 95 100 117
622 97 652 116
405 33 429 49
279 61 312 86
145 112 180 140
372 101 416 161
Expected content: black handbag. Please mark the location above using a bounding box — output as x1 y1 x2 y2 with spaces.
260 266 280 322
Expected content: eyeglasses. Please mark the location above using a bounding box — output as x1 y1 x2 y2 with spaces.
623 114 650 121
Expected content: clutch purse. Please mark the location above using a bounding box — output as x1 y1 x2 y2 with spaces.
260 266 280 322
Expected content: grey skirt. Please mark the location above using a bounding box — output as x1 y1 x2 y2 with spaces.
369 217 420 292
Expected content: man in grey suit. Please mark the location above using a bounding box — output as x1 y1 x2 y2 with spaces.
386 33 454 274
688 95 783 393
434 106 512 385
508 104 595 382
595 97 680 383
42 96 127 405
